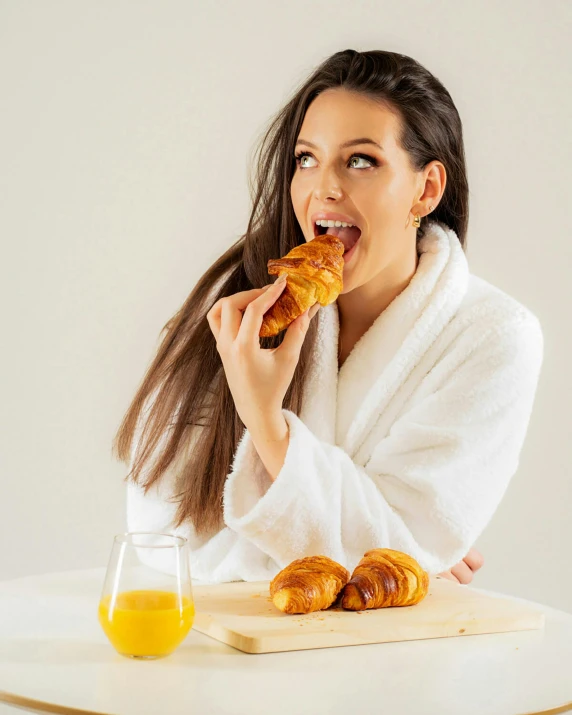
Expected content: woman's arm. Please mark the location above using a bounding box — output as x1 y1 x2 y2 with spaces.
223 317 544 576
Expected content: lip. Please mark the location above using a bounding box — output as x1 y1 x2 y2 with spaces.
311 211 362 237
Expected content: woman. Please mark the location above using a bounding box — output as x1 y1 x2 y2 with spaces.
113 49 543 586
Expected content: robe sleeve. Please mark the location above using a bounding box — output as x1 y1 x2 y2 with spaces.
222 316 544 575
124 387 281 584
126 477 280 583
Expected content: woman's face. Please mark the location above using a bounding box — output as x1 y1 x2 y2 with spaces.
290 88 439 295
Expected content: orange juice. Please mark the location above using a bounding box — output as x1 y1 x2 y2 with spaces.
98 589 194 657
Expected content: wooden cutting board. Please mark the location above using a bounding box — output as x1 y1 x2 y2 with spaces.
192 577 545 654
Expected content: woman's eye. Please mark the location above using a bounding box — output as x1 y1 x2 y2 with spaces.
297 153 316 168
349 155 374 169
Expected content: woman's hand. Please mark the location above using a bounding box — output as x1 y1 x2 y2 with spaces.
206 277 317 433
438 547 484 585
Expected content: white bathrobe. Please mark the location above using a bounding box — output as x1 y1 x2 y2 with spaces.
126 221 544 583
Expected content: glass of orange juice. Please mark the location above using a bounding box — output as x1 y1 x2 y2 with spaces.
98 532 194 659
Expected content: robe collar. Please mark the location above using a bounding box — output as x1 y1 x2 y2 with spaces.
298 221 469 459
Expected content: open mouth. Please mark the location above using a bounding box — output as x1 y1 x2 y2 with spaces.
314 221 362 254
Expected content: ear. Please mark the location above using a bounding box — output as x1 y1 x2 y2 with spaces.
413 160 446 215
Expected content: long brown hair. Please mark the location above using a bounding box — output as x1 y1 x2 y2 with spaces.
112 49 470 537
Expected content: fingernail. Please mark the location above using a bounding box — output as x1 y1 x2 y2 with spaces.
309 303 320 319
275 274 287 284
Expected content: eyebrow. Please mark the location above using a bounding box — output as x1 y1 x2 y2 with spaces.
295 137 384 151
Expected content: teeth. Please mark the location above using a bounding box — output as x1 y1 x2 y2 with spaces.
316 219 355 228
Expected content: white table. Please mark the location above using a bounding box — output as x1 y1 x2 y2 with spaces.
0 568 571 715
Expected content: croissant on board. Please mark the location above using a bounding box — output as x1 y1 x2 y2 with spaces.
270 555 350 614
341 548 430 611
259 234 345 338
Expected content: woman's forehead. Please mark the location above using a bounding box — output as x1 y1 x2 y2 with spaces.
298 89 401 152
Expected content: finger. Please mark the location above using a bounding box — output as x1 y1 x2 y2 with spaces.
463 547 484 572
206 306 221 342
280 307 311 354
208 286 273 325
437 570 460 583
220 298 245 345
208 286 272 344
238 278 287 346
309 302 320 319
450 560 474 585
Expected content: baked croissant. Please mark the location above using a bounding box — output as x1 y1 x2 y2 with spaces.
341 548 429 610
270 555 350 614
259 234 344 337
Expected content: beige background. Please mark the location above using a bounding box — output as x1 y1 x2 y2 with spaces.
1 1 570 613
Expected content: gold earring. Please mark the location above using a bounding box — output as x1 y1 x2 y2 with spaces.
412 215 421 228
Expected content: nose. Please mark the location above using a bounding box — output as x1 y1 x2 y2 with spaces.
313 167 343 202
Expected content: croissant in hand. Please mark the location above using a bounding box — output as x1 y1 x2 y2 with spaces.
270 555 350 614
341 548 429 611
259 234 344 337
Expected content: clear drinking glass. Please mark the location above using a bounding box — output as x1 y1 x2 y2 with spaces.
98 532 194 659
